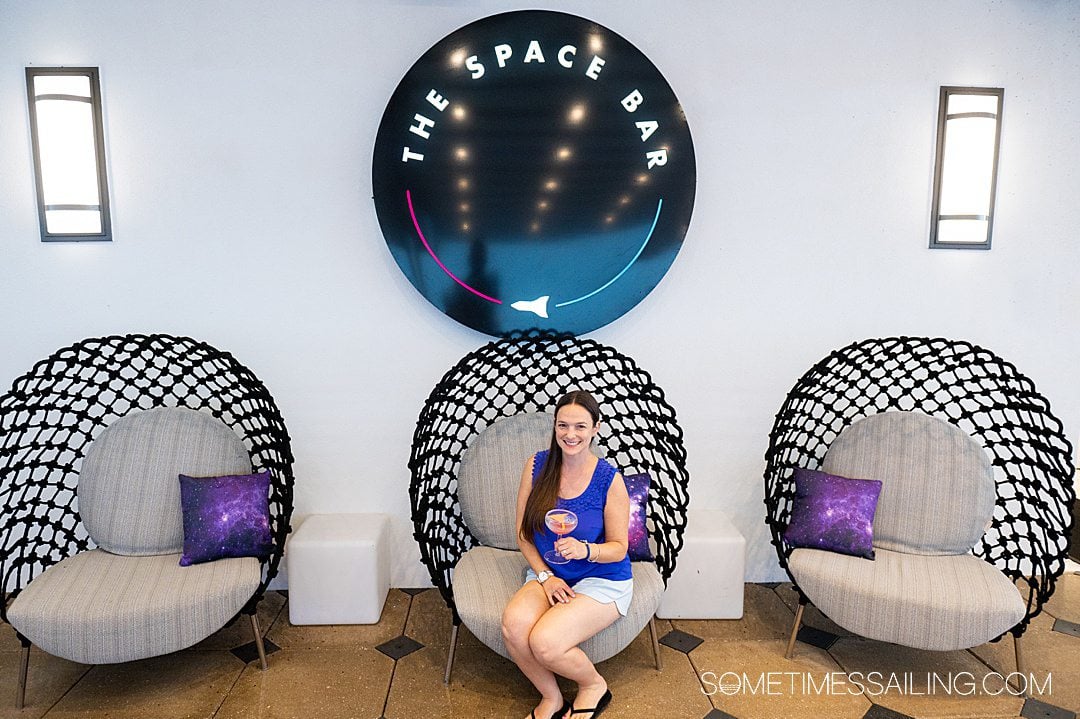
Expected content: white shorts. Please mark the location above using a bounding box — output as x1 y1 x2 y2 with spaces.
524 568 634 616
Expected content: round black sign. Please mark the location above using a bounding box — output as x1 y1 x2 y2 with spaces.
373 10 695 336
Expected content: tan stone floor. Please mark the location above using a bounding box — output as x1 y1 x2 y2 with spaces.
3 574 1079 719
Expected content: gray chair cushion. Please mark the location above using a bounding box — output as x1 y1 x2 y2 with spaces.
78 407 251 555
453 546 663 664
458 413 553 550
7 549 260 664
789 546 1024 651
823 411 995 555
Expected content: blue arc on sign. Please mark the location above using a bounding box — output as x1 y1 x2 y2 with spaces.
406 190 663 313
554 198 663 308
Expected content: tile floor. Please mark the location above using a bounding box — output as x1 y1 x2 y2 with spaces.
3 570 1079 719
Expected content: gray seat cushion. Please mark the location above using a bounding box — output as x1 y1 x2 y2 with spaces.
78 407 251 555
789 546 1024 650
7 549 260 664
458 413 553 550
453 546 663 664
823 411 995 555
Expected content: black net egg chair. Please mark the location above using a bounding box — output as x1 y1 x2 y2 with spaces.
0 334 294 707
764 336 1074 670
409 330 690 681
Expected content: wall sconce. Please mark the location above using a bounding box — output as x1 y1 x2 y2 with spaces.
25 67 111 242
929 86 1003 250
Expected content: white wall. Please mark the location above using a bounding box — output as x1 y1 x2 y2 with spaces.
1 0 1077 584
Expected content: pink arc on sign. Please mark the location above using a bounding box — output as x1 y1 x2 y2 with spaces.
406 189 502 305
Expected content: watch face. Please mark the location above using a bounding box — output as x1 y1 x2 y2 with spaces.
373 10 696 337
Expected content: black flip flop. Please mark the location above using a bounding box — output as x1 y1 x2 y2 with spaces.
568 689 612 717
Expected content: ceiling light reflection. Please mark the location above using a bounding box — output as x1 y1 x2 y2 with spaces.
448 48 467 68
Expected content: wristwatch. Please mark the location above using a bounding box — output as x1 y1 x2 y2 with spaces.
536 570 553 584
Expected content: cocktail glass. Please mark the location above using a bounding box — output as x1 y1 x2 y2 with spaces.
543 509 579 565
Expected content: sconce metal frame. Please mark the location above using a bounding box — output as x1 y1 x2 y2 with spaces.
929 86 1003 250
25 66 112 242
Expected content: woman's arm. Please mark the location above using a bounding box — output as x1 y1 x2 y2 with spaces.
596 472 630 562
515 455 575 603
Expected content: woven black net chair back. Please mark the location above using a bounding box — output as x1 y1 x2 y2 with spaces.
410 331 690 619
0 334 295 621
764 336 1075 638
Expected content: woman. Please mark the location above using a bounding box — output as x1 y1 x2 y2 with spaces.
501 390 631 719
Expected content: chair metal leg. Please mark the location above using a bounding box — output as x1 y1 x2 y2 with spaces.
1013 633 1027 696
16 642 29 709
648 616 663 671
785 602 805 659
444 622 460 684
249 613 268 671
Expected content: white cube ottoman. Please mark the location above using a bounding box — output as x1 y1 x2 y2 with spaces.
287 513 390 625
657 509 745 619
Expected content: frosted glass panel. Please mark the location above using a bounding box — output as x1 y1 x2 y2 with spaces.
45 209 103 234
936 218 989 245
939 116 996 215
947 93 998 115
35 98 101 206
33 74 91 98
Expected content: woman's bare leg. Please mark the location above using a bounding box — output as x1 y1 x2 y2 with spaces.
527 594 619 713
502 582 566 719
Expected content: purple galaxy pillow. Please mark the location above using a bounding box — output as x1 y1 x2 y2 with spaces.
624 472 654 561
783 468 882 560
178 470 273 566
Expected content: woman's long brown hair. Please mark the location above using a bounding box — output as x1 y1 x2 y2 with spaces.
520 390 601 542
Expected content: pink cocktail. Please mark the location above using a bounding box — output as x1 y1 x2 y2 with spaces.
544 509 578 565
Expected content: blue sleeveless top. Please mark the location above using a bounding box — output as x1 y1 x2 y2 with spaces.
531 450 633 583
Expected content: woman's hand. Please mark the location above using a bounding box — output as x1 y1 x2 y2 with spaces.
554 536 588 561
540 575 576 606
